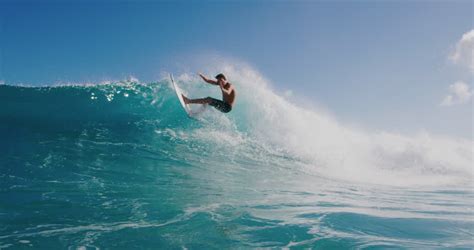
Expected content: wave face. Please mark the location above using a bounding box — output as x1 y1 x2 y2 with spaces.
1 66 473 248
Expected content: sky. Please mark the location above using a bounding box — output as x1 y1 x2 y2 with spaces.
0 0 472 139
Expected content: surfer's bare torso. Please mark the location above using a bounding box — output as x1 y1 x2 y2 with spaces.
220 82 236 106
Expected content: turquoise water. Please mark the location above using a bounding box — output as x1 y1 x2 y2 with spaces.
1 73 473 249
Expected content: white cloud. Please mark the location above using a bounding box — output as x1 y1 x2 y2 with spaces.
440 81 473 106
449 29 474 72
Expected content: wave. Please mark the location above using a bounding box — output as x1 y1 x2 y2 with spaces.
1 64 472 187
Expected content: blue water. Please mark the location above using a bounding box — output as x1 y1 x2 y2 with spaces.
1 73 473 249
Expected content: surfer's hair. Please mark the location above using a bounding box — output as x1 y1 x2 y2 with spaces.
215 73 226 81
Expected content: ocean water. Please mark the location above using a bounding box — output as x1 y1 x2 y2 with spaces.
1 68 473 249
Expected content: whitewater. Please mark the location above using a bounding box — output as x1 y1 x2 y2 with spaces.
0 64 473 249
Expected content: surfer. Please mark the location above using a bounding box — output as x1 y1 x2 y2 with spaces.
182 73 236 113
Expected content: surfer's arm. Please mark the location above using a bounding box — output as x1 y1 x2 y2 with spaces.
199 73 218 85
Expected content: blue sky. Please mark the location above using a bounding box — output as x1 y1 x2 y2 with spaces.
1 1 472 138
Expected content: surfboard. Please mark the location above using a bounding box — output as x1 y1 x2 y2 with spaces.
170 74 192 117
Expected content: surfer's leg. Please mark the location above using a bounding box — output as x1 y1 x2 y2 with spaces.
183 95 212 105
183 96 230 113
206 97 232 113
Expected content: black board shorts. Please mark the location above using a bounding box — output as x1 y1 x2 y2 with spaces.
208 97 232 113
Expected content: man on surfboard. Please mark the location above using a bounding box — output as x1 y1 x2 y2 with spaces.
182 73 236 113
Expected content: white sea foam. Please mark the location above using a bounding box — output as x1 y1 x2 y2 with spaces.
174 58 473 187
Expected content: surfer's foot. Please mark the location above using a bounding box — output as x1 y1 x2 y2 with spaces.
182 95 189 104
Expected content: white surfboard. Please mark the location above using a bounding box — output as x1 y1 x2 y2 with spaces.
170 74 192 116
